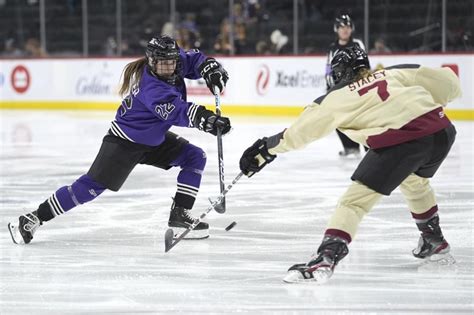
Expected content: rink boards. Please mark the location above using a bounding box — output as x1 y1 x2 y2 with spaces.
0 54 473 120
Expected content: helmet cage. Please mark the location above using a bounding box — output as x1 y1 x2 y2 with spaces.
146 36 181 85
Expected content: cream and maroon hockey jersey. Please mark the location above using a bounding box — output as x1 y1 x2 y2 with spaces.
267 65 461 155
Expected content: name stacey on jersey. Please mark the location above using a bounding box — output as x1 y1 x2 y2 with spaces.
348 70 386 91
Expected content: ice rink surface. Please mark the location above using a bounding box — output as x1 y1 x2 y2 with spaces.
0 110 473 314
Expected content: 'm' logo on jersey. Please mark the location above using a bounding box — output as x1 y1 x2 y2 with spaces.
439 111 445 119
155 103 175 120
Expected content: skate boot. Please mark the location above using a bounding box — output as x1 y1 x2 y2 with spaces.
339 148 361 158
413 215 455 264
283 236 348 284
168 203 209 240
8 211 42 244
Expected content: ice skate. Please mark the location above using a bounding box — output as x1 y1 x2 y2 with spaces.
413 235 455 265
413 215 455 265
8 211 42 245
283 236 348 284
168 203 209 240
283 255 335 284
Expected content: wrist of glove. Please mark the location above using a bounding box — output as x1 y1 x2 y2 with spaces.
198 58 229 94
239 138 277 177
194 106 231 136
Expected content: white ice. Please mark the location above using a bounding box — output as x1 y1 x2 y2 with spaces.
0 110 473 314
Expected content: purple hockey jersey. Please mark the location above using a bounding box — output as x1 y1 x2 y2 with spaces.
110 48 208 146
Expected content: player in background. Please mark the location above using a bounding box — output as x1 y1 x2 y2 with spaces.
8 35 231 244
239 46 460 284
326 14 367 157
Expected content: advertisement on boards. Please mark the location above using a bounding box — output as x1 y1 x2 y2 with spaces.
0 55 472 113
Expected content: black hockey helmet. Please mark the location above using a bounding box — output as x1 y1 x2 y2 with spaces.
333 14 355 32
331 46 370 85
145 35 181 84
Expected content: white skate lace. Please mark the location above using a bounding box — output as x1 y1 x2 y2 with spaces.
23 214 40 233
183 210 196 222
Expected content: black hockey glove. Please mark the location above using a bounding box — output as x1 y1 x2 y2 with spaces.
239 138 276 177
198 58 229 94
194 106 231 136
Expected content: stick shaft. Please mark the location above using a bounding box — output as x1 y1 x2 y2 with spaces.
213 88 226 212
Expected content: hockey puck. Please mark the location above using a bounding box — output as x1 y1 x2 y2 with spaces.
225 221 237 231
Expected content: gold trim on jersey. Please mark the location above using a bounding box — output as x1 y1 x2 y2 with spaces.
0 101 473 120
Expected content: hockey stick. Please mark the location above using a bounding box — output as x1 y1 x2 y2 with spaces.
164 171 244 253
213 86 226 214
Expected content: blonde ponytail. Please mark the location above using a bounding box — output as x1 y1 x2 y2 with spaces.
118 57 147 97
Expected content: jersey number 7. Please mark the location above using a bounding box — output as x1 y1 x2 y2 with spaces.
358 80 390 101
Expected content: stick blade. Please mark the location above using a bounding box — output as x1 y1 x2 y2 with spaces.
213 199 226 214
164 228 174 252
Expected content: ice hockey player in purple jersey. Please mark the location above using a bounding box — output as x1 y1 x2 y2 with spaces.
8 35 231 244
239 46 460 284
